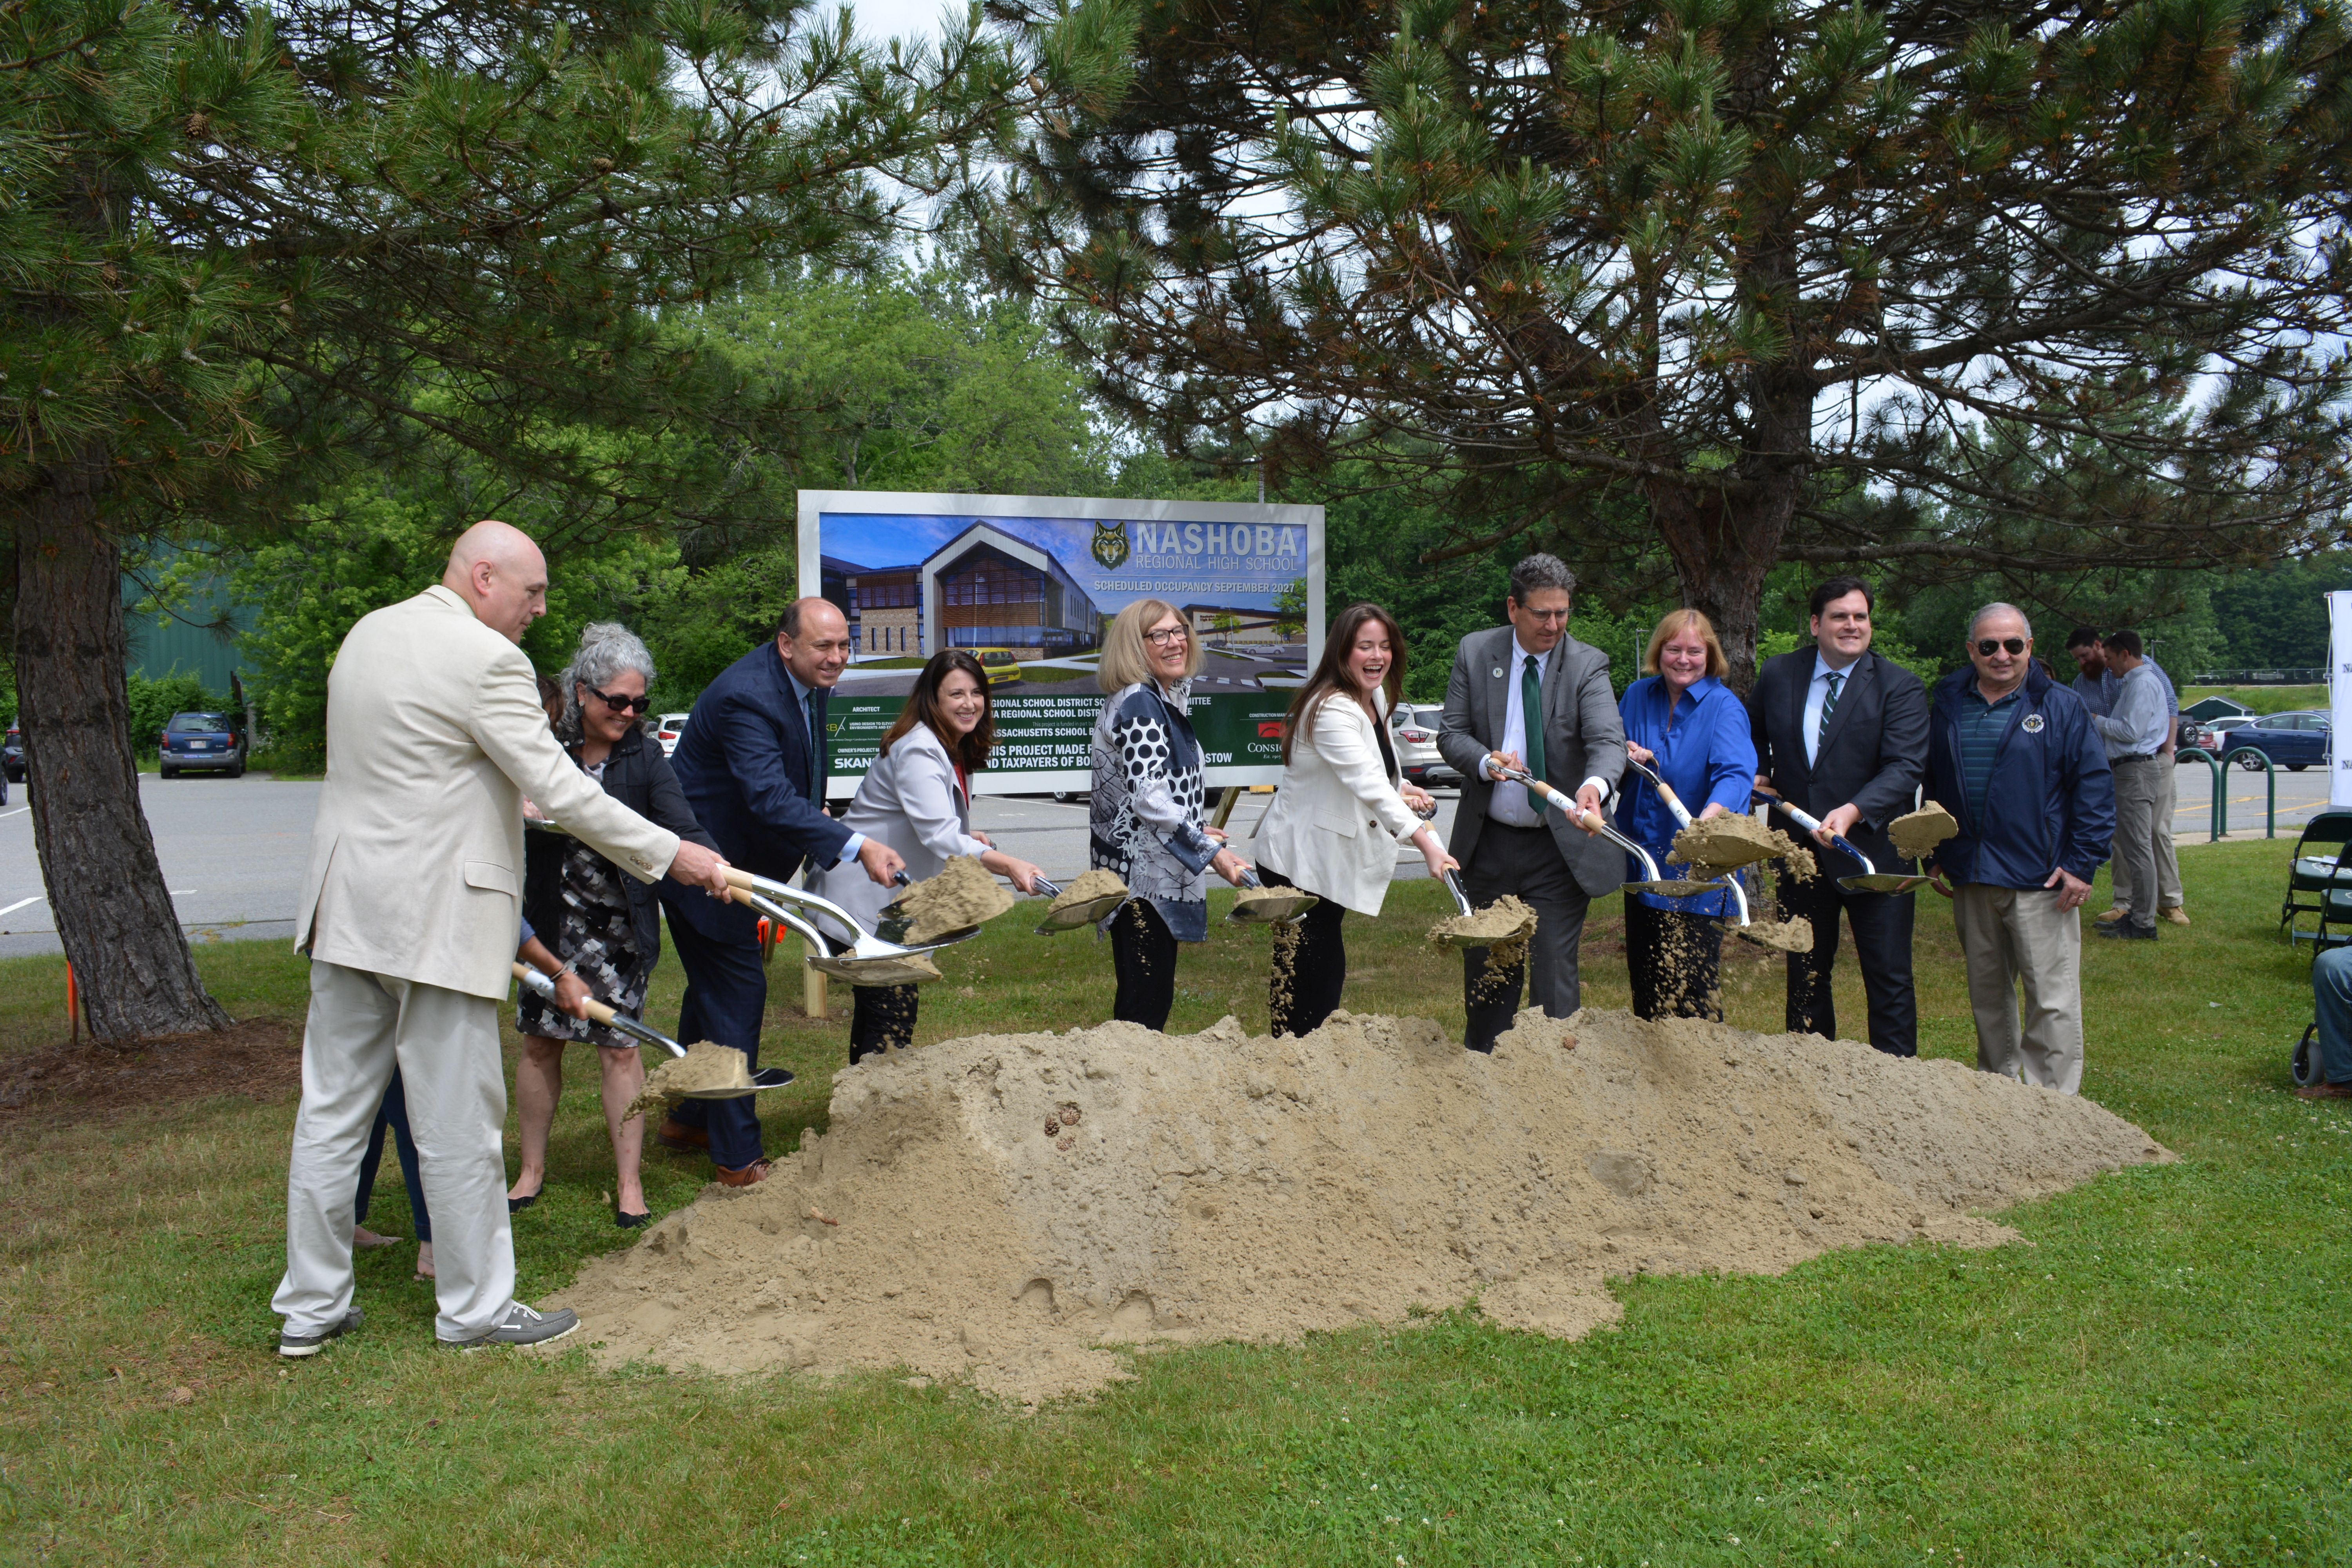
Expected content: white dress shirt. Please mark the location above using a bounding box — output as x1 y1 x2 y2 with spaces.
1802 650 1862 768
2089 662 2169 759
1480 633 1610 824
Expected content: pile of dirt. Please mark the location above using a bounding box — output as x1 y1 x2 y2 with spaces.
555 1008 2169 1403
0 1019 301 1132
1671 815 1816 879
1737 916 1815 954
891 856 1016 943
1428 894 1537 949
624 1042 754 1122
1231 884 1318 923
1890 801 1960 862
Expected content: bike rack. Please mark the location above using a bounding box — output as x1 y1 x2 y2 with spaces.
2176 746 2278 840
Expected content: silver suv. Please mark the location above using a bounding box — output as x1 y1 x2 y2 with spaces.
1388 702 1461 786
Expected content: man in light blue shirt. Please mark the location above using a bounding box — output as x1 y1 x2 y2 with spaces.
2088 630 2170 940
2068 627 2186 926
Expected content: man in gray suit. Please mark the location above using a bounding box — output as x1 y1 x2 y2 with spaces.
1438 554 1628 1052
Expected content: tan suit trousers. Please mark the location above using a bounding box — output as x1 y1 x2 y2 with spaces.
272 960 513 1341
2111 757 2183 913
1951 883 2084 1095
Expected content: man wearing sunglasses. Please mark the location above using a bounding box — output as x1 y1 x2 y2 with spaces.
660 597 906 1185
1924 604 2115 1094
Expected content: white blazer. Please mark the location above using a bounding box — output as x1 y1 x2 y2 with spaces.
816 721 991 938
1252 690 1422 916
296 585 681 1000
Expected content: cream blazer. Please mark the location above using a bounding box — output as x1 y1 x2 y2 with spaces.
1251 690 1423 916
296 585 681 1000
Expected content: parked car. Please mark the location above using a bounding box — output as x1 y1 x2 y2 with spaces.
2180 713 2257 758
648 712 691 758
1388 702 1462 786
2226 710 2331 772
159 710 246 778
971 647 1023 687
2 723 20 782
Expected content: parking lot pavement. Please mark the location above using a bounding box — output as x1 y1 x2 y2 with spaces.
0 775 322 959
2172 753 2332 841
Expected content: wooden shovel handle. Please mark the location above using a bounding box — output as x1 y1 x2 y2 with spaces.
510 960 619 1026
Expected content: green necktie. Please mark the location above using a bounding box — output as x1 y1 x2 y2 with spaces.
1521 653 1546 786
1817 671 1843 752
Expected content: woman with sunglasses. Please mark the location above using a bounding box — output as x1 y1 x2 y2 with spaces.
818 649 1044 1062
511 622 719 1227
1089 599 1253 1029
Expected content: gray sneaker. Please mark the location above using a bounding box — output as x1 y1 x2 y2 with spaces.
441 1301 579 1351
278 1308 363 1358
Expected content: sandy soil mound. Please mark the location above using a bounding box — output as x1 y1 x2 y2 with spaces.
555 1010 2169 1402
1891 801 1960 862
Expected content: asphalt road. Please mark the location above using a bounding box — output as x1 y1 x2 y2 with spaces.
0 754 2327 959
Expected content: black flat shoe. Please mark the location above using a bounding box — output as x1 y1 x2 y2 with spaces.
615 1208 651 1230
507 1189 540 1214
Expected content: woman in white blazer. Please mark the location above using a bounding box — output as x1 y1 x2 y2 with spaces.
817 650 1042 1062
1254 603 1457 1036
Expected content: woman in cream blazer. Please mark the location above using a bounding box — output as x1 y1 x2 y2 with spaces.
817 650 1041 1063
1254 603 1456 1036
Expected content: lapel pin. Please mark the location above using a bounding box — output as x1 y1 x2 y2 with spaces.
1491 667 1504 679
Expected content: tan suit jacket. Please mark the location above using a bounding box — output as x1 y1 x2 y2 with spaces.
296 584 681 999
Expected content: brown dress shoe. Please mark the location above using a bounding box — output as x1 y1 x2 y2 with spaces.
656 1118 709 1152
2296 1081 2352 1101
2160 906 2190 926
713 1158 774 1187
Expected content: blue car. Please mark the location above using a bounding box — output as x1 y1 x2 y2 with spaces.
159 710 247 779
2226 710 2331 772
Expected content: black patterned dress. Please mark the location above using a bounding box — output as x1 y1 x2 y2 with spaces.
516 759 653 1049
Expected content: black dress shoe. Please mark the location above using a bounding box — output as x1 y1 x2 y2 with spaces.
507 1189 540 1214
615 1207 652 1229
2095 920 2156 940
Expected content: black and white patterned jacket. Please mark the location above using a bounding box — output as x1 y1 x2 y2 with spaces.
1089 679 1218 941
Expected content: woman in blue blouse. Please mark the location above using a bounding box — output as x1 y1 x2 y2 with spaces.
1614 610 1757 1021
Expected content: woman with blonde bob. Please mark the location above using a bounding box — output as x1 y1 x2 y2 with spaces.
1089 599 1252 1028
1253 603 1457 1037
1612 608 1757 1021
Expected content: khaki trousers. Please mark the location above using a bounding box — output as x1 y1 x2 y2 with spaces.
2112 757 2183 913
272 960 514 1341
1951 883 2084 1094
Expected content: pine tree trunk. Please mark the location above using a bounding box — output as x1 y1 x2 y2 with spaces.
1646 479 1787 694
11 449 232 1039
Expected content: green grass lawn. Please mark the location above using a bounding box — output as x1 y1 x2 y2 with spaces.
2181 684 2326 717
2 843 2347 1564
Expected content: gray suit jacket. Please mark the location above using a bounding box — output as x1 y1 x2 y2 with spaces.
1437 626 1628 898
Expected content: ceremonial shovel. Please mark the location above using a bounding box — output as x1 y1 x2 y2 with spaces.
510 962 793 1095
1760 796 1930 895
1227 867 1319 925
1028 875 1131 935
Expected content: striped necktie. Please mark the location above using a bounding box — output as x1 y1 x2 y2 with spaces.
1817 671 1843 752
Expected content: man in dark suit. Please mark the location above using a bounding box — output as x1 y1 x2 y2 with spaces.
1436 554 1628 1053
658 597 904 1184
1747 575 1929 1055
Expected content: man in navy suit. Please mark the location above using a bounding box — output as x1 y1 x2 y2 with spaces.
1747 576 1929 1056
659 597 905 1184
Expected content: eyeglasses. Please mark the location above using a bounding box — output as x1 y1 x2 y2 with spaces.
1517 608 1572 623
1144 627 1191 647
585 684 652 715
1974 638 2028 657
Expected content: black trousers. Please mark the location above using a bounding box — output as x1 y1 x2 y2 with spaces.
1461 821 1590 1053
1779 868 1918 1055
849 984 919 1065
1625 897 1724 1022
1111 898 1180 1031
1259 866 1348 1038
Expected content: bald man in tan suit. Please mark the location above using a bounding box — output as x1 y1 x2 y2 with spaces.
274 522 730 1355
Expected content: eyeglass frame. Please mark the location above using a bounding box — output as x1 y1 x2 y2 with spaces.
1143 626 1191 647
584 682 653 715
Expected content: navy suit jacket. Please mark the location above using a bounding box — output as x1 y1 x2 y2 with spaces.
661 640 852 942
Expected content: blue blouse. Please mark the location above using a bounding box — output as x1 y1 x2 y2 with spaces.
1614 674 1758 914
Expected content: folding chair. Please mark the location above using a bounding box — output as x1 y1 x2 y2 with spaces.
2282 808 2352 949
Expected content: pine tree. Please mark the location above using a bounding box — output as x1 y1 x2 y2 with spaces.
0 0 1091 1036
977 0 2352 679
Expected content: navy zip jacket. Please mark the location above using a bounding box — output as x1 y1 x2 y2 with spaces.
1924 661 2114 889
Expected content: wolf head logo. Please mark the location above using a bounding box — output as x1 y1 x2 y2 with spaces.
1091 519 1130 570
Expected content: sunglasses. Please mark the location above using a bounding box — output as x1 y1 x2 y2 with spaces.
585 684 651 715
1974 638 2028 657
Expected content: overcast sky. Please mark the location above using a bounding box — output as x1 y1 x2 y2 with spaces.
835 0 955 46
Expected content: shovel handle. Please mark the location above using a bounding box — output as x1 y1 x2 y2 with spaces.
511 960 615 1025
1760 798 1876 876
1624 757 1693 829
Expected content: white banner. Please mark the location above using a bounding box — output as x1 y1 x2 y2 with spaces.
2331 590 2352 808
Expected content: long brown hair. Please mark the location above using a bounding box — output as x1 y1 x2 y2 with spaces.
879 650 996 777
1281 603 1406 764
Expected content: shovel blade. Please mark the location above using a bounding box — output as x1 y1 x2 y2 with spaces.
1034 894 1129 934
1837 874 1927 895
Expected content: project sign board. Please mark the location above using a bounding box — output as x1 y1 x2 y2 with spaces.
797 490 1326 797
